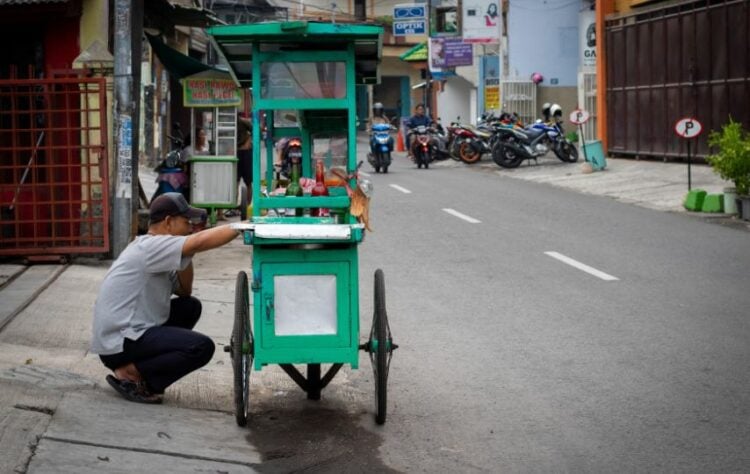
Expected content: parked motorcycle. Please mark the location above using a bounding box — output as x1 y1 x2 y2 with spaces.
279 137 302 178
454 113 519 164
367 123 394 173
152 131 189 202
429 119 452 161
491 117 579 168
408 125 433 169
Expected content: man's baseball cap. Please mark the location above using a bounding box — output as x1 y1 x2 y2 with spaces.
149 193 207 225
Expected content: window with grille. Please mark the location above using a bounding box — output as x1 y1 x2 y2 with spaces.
354 0 366 20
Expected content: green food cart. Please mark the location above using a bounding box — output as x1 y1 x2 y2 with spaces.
208 21 397 426
181 70 248 225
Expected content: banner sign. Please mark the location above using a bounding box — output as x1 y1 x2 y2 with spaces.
462 1 500 43
183 78 241 107
580 9 596 68
429 38 473 71
484 77 500 110
394 20 426 36
393 4 425 19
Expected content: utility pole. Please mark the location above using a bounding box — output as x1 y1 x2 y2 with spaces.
112 0 144 257
501 0 509 78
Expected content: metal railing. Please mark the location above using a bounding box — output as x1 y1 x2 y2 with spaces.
501 78 537 126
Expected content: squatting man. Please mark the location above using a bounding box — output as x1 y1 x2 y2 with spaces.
91 193 240 403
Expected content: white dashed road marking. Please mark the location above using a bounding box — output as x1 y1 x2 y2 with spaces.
544 251 619 281
389 184 412 194
442 208 481 224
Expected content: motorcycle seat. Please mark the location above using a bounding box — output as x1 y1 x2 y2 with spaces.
464 124 493 139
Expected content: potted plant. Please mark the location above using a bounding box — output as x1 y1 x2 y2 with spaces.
706 118 750 219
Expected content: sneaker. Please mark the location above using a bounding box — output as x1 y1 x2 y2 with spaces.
106 375 163 404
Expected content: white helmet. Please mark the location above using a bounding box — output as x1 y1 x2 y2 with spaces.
373 102 384 110
550 103 562 118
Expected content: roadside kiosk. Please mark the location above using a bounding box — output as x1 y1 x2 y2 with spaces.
207 21 397 426
181 70 248 225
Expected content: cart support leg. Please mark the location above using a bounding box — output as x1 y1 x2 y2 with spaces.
307 364 321 400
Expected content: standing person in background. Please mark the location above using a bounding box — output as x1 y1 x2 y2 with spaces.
237 112 252 190
226 112 252 217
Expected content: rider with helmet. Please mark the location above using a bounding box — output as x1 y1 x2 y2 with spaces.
369 102 393 155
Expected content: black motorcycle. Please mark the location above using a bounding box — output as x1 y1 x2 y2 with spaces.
278 137 302 177
152 130 189 202
491 118 578 168
429 120 452 161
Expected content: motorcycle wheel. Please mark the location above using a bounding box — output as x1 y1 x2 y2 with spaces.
492 143 524 169
554 141 579 163
383 152 390 174
459 140 482 164
450 138 464 161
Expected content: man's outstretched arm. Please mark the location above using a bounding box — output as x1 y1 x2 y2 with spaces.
182 225 239 256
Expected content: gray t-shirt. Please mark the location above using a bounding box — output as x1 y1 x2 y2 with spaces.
91 234 192 355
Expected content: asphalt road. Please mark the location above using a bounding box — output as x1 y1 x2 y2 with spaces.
4 153 747 473
350 155 750 472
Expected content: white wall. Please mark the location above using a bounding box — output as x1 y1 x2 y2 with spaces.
437 76 473 124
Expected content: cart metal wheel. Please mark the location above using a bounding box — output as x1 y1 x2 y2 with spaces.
369 269 393 425
232 271 253 426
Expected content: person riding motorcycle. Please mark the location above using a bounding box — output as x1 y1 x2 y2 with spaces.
406 103 432 158
369 102 393 154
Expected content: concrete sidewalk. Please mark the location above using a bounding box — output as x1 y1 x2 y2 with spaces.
0 151 747 472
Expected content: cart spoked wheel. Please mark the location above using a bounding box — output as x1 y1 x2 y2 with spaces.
231 271 253 426
368 269 396 425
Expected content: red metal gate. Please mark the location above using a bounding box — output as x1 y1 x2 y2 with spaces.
605 0 750 161
0 76 109 257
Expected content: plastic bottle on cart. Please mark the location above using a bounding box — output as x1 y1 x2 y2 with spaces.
311 159 329 217
284 156 304 216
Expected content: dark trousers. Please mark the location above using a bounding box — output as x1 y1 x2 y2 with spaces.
237 148 252 189
99 296 215 394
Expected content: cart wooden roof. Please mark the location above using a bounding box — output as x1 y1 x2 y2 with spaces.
207 21 383 88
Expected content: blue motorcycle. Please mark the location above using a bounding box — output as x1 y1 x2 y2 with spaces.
491 118 579 169
367 123 394 173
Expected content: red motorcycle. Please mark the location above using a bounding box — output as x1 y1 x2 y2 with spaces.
408 125 433 169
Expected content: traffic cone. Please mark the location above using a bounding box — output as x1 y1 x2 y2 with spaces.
396 127 405 152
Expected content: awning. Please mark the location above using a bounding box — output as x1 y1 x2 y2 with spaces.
144 0 224 30
146 33 219 80
399 42 427 62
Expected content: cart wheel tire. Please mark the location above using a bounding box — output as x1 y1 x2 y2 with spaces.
232 271 253 426
239 186 248 220
370 269 390 425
